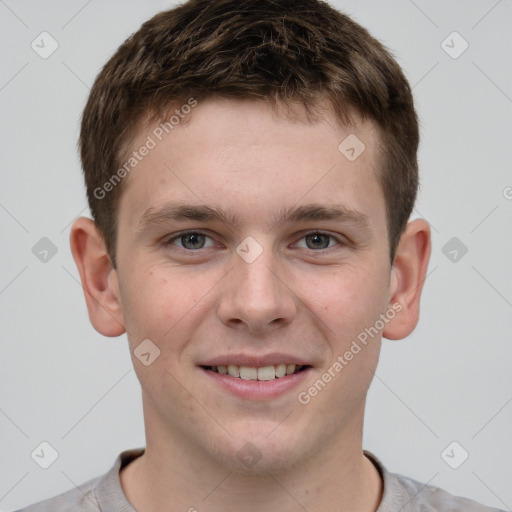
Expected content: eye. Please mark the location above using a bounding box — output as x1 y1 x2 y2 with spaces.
295 232 339 250
167 231 215 250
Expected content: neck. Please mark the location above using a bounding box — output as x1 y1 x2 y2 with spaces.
120 401 382 512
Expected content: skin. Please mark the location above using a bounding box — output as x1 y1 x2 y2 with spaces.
70 98 431 512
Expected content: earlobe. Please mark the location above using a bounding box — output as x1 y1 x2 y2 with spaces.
382 219 431 341
69 217 126 337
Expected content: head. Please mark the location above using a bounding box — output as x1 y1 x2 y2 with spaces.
80 0 419 268
71 0 430 473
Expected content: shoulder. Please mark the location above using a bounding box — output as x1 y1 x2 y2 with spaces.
364 451 505 512
12 475 102 512
12 448 143 512
386 471 505 512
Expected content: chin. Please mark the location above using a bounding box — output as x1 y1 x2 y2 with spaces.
212 427 309 475
229 447 305 475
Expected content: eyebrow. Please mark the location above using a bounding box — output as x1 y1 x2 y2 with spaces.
136 202 370 232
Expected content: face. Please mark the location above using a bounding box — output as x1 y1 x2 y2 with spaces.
113 98 394 472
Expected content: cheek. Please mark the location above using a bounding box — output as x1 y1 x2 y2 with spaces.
118 270 200 393
305 269 385 414
119 266 219 357
312 264 389 333
119 269 182 346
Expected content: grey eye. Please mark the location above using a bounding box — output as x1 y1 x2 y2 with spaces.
166 231 216 251
176 233 208 249
304 233 332 249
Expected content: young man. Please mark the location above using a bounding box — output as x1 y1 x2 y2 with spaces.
17 0 504 511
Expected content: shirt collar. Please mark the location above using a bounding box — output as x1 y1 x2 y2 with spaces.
96 448 397 511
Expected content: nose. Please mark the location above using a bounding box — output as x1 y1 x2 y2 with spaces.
217 248 297 335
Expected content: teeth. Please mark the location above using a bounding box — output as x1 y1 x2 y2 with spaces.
227 364 239 378
209 364 305 380
257 365 275 381
275 364 287 378
239 366 258 380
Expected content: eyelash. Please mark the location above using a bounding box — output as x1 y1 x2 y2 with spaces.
164 230 345 252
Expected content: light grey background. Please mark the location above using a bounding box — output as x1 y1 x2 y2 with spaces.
1 0 511 510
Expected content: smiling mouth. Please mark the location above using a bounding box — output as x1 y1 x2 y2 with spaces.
200 364 310 381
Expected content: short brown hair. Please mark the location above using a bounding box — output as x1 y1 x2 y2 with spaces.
79 0 419 267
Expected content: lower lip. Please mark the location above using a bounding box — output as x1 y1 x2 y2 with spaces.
199 367 312 400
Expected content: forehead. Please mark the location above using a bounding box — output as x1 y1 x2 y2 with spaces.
117 98 386 232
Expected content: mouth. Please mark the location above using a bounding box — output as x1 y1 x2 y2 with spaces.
198 361 313 400
200 363 311 381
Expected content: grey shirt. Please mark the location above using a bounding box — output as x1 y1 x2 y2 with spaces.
15 448 504 512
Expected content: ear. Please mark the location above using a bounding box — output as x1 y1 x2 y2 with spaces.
382 218 431 340
69 217 126 337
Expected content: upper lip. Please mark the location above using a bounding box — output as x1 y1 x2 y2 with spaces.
198 353 312 368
